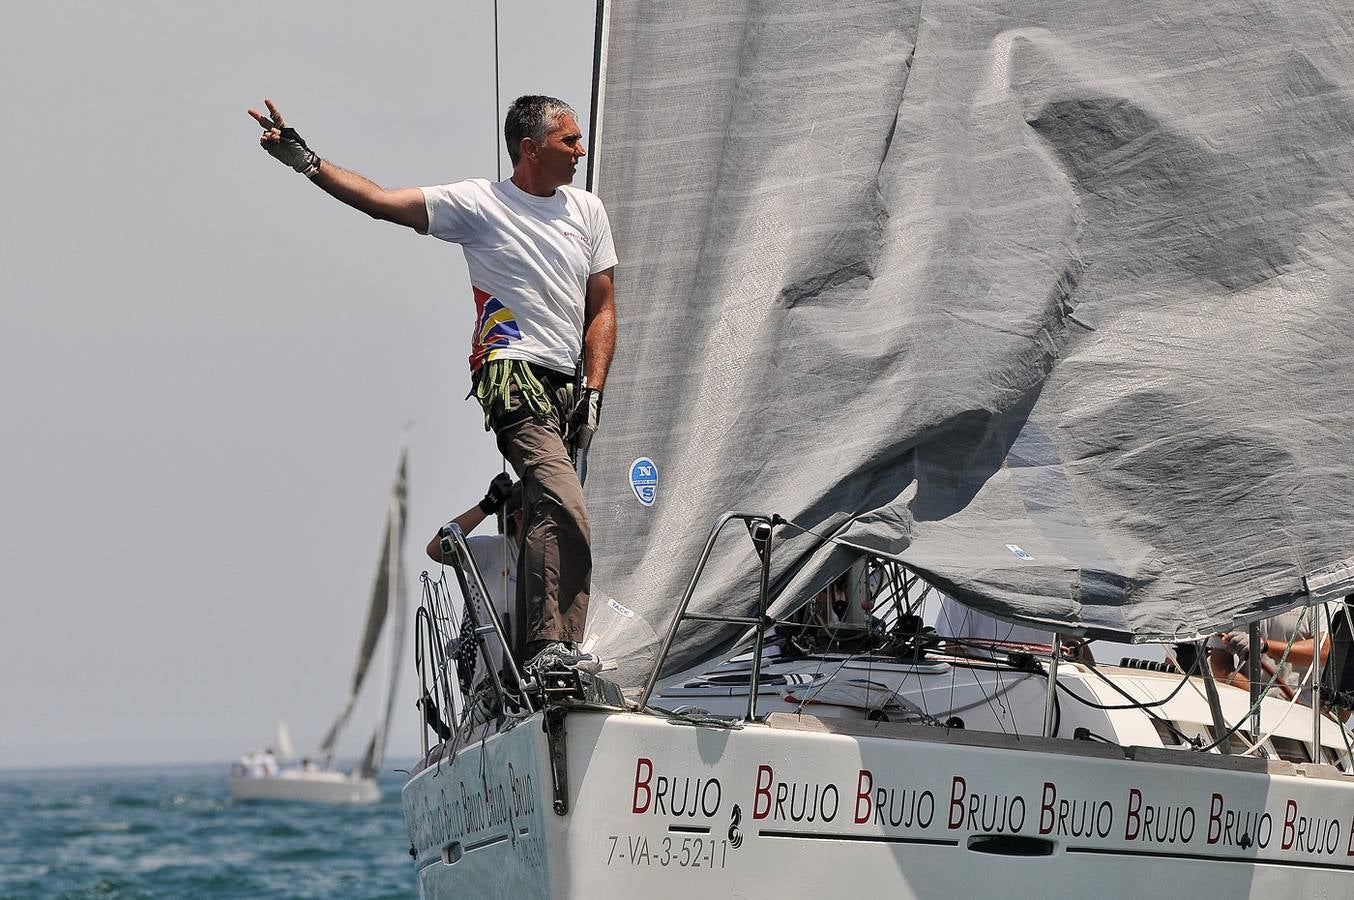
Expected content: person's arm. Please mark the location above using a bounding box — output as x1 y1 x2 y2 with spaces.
1259 635 1330 668
1209 647 1248 690
310 161 429 232
582 267 616 390
425 505 488 563
248 99 429 233
425 474 515 563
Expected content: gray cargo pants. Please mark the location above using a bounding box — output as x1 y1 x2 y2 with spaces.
484 367 591 658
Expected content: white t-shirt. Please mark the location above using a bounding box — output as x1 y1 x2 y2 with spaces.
466 533 519 679
421 178 618 374
467 533 518 620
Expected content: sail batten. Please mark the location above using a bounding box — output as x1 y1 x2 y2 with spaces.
585 0 1354 688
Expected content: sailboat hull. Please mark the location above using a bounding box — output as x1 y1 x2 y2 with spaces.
404 708 1354 899
230 770 380 804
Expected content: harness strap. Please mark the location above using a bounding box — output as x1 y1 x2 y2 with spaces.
473 359 562 430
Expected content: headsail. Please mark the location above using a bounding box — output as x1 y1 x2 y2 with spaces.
319 444 409 768
585 0 1354 688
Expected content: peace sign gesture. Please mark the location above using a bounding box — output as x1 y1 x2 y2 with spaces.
248 98 288 140
247 98 321 176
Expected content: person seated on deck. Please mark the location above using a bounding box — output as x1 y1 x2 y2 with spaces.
1209 605 1330 702
426 473 524 675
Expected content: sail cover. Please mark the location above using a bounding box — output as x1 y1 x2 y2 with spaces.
582 0 1354 688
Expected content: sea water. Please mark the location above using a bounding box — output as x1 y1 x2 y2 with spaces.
0 762 416 899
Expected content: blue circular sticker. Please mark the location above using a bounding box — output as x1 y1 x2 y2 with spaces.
629 457 658 507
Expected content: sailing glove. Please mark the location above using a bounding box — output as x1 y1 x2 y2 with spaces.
573 387 603 451
1223 631 1251 657
478 472 515 515
264 126 322 177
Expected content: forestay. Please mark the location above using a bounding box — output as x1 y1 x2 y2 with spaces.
584 0 1354 688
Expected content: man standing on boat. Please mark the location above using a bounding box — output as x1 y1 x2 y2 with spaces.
247 96 616 676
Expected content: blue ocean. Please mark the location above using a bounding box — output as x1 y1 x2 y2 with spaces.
0 763 418 899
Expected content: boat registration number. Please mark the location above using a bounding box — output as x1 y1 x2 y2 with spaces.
606 834 730 869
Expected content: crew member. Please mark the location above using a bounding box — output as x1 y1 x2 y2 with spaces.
1211 605 1330 700
427 473 524 677
248 95 617 675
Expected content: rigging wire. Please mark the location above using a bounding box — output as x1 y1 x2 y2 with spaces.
493 0 503 182
490 0 511 614
1061 663 1195 712
880 561 939 725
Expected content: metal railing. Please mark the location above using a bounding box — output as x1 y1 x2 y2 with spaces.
638 512 781 721
412 523 533 759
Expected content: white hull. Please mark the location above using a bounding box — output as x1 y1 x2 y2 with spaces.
230 770 380 804
404 705 1354 899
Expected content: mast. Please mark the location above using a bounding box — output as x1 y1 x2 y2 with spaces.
585 0 610 193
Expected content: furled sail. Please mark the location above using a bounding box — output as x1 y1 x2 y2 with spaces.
584 0 1354 688
319 445 409 767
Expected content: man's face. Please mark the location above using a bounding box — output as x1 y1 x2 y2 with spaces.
531 114 586 187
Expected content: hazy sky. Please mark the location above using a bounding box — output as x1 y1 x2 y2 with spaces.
1 0 596 768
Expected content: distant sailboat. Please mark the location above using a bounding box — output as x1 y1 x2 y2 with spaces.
230 444 409 804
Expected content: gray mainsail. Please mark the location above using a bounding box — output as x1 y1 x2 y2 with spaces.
319 446 409 769
584 0 1354 688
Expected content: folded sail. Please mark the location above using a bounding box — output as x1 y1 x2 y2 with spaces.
585 0 1354 688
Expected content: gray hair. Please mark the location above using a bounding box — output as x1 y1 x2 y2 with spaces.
504 95 577 166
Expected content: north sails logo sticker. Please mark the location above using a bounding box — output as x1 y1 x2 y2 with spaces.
629 457 658 506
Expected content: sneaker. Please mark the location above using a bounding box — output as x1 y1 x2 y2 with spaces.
526 641 602 676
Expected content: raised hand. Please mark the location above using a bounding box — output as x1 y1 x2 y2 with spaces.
478 472 515 514
247 99 321 175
